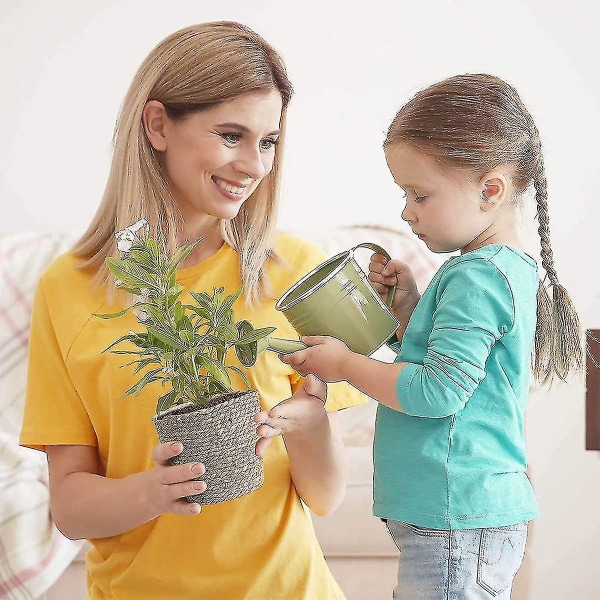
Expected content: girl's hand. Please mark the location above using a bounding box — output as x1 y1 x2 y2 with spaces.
255 374 328 455
279 335 351 382
369 254 420 316
147 442 206 516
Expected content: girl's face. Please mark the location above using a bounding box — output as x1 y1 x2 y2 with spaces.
384 143 496 254
151 89 283 230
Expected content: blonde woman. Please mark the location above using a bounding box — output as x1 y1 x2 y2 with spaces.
20 22 363 600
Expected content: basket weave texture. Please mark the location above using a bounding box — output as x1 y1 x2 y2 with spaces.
151 390 263 505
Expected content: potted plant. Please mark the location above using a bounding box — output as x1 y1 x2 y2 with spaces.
94 219 276 505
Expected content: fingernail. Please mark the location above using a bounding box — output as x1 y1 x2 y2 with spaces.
190 504 201 514
191 463 204 475
193 481 206 491
171 442 183 452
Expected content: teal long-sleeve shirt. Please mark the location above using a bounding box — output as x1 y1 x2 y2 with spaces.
373 244 540 529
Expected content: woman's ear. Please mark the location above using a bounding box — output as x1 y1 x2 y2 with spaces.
479 172 508 211
142 100 169 152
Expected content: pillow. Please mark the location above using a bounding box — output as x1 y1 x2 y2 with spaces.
0 232 78 438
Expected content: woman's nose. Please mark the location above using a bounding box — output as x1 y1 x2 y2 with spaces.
234 147 271 180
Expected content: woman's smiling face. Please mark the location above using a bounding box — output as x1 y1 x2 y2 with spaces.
384 143 495 254
147 89 283 225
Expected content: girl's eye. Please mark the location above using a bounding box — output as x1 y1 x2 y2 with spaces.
413 190 427 203
259 137 279 151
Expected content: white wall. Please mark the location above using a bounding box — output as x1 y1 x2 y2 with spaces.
2 1 599 597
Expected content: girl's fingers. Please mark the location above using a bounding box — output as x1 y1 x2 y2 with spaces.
301 373 327 401
255 437 273 456
256 421 284 437
370 253 388 266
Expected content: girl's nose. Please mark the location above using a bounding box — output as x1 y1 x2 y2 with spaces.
401 204 414 224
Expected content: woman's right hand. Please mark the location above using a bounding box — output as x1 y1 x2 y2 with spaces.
368 254 420 317
148 442 206 516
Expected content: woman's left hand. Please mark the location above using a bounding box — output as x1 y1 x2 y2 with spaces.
255 374 328 456
279 335 352 382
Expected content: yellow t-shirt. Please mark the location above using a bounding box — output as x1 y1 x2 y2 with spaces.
20 232 365 600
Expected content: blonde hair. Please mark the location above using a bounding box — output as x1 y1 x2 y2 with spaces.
73 21 293 306
385 73 583 385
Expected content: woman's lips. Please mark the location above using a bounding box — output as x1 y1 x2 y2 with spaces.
212 176 246 201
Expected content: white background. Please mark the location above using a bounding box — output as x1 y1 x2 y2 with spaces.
2 1 599 598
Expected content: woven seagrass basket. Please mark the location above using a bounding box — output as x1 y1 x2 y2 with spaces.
151 390 263 505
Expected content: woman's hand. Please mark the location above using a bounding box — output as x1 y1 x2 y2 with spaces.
278 336 352 382
46 442 205 540
369 253 420 317
255 374 328 456
146 442 206 516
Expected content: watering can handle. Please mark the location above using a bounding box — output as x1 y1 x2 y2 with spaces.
352 242 397 309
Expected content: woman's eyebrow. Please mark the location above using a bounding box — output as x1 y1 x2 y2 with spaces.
216 122 281 136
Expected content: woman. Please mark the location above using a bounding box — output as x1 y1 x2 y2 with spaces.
20 21 363 600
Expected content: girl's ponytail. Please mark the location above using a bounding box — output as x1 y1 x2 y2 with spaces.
532 154 583 383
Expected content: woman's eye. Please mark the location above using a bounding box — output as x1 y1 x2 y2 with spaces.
220 132 241 144
259 137 278 151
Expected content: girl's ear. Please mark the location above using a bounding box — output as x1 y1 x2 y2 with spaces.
142 100 169 152
479 173 508 211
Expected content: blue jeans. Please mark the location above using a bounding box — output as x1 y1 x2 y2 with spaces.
383 519 527 599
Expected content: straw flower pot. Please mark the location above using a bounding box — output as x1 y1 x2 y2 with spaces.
152 390 263 504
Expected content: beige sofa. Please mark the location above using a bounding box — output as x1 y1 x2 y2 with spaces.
4 225 531 600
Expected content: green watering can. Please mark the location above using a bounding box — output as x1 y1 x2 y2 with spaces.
235 243 399 367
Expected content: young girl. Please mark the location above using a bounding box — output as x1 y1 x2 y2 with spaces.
278 73 583 598
19 22 363 600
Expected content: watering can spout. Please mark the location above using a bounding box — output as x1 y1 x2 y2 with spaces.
257 336 307 354
234 321 307 368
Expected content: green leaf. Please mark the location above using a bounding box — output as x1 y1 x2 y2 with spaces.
207 380 229 397
156 389 178 412
189 290 212 311
130 357 162 375
123 368 164 397
216 324 238 342
227 364 251 388
195 354 231 388
102 333 142 354
235 325 277 346
166 284 184 307
128 249 156 270
105 258 160 291
172 375 186 394
166 239 203 279
185 305 212 321
215 286 242 321
179 330 194 344
147 326 187 351
173 302 185 325
179 315 194 332
145 238 160 261
93 307 131 320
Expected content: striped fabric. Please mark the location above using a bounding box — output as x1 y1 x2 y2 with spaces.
0 232 83 600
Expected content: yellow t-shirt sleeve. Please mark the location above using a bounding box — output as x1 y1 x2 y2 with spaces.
19 278 97 452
